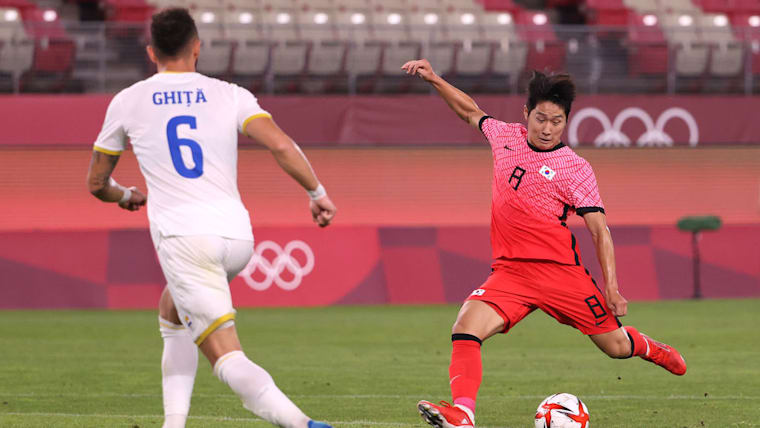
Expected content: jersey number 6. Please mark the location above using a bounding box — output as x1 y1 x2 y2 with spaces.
167 115 204 178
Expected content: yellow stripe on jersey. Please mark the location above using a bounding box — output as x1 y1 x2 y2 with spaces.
93 146 122 156
242 112 273 134
195 312 236 346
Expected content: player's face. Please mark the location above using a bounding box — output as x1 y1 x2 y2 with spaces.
524 101 567 150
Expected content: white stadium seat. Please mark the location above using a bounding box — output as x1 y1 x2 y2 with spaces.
660 12 709 76
261 10 308 76
191 10 233 76
335 10 381 76
299 11 346 75
700 14 744 76
0 8 34 81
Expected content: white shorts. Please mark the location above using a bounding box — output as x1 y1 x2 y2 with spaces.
156 234 253 345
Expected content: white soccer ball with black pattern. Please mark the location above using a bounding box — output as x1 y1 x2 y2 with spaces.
534 393 590 428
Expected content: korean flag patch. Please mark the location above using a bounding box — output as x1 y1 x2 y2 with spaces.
539 165 556 181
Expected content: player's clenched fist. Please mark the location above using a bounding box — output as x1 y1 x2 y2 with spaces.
402 59 437 82
605 288 628 317
310 196 336 228
118 187 147 212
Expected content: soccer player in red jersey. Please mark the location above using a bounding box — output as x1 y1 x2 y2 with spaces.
401 59 686 428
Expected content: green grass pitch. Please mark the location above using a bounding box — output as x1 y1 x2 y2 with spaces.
0 299 758 427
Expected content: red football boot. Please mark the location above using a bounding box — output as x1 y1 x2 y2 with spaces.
642 334 687 375
417 400 475 428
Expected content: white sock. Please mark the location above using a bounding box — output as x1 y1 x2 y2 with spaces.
159 317 198 428
214 351 310 428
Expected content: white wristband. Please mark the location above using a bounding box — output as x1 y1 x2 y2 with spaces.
307 184 327 201
111 177 131 204
119 186 132 204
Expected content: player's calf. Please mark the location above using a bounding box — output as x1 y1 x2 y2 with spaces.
159 317 198 428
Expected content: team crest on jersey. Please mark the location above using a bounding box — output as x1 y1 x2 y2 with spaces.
539 165 556 181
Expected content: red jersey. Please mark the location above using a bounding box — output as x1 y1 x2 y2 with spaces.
480 116 605 265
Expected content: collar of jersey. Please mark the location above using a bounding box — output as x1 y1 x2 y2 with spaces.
527 140 566 152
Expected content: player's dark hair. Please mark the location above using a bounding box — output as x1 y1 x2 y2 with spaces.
526 71 576 118
150 8 198 60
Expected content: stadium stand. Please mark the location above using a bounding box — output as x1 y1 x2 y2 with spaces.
3 0 760 93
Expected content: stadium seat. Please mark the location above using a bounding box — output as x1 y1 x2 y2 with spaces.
482 12 527 80
336 9 382 87
333 0 371 11
409 0 442 14
627 13 669 75
585 0 630 26
446 10 489 76
660 12 709 76
622 0 657 14
0 7 34 90
729 13 760 74
477 0 522 13
294 0 334 12
443 0 483 13
372 11 420 77
223 0 263 10
299 10 346 76
515 10 565 73
147 0 191 8
190 9 232 76
370 0 407 13
699 13 744 76
103 0 154 23
409 12 453 76
259 8 309 91
19 7 76 90
658 0 700 13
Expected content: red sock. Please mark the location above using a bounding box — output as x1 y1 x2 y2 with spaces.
624 326 648 358
449 334 483 414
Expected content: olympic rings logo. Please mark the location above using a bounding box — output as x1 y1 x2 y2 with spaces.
567 107 699 147
238 240 315 291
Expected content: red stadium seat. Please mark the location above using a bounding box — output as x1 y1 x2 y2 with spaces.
103 0 154 23
586 0 630 27
627 13 669 75
19 7 76 88
475 0 521 13
515 10 565 73
730 13 760 74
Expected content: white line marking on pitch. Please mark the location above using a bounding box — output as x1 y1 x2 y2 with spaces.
0 392 756 400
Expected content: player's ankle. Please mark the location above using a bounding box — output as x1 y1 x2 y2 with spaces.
162 414 188 428
453 402 475 422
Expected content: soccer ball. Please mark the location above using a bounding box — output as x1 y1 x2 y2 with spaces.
534 393 590 428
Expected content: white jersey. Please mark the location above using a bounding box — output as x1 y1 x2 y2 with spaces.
93 72 269 243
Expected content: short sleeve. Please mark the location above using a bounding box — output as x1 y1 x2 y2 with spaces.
93 93 128 155
479 116 525 152
236 85 271 134
567 162 605 216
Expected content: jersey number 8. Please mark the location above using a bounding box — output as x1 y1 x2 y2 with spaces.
167 115 204 178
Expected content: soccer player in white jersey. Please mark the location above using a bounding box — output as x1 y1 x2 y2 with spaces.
86 9 336 428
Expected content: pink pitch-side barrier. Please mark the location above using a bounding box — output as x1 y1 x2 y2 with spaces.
0 95 758 309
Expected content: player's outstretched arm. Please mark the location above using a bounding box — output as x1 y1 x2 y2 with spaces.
86 150 146 211
245 116 337 227
401 58 486 130
583 211 628 317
